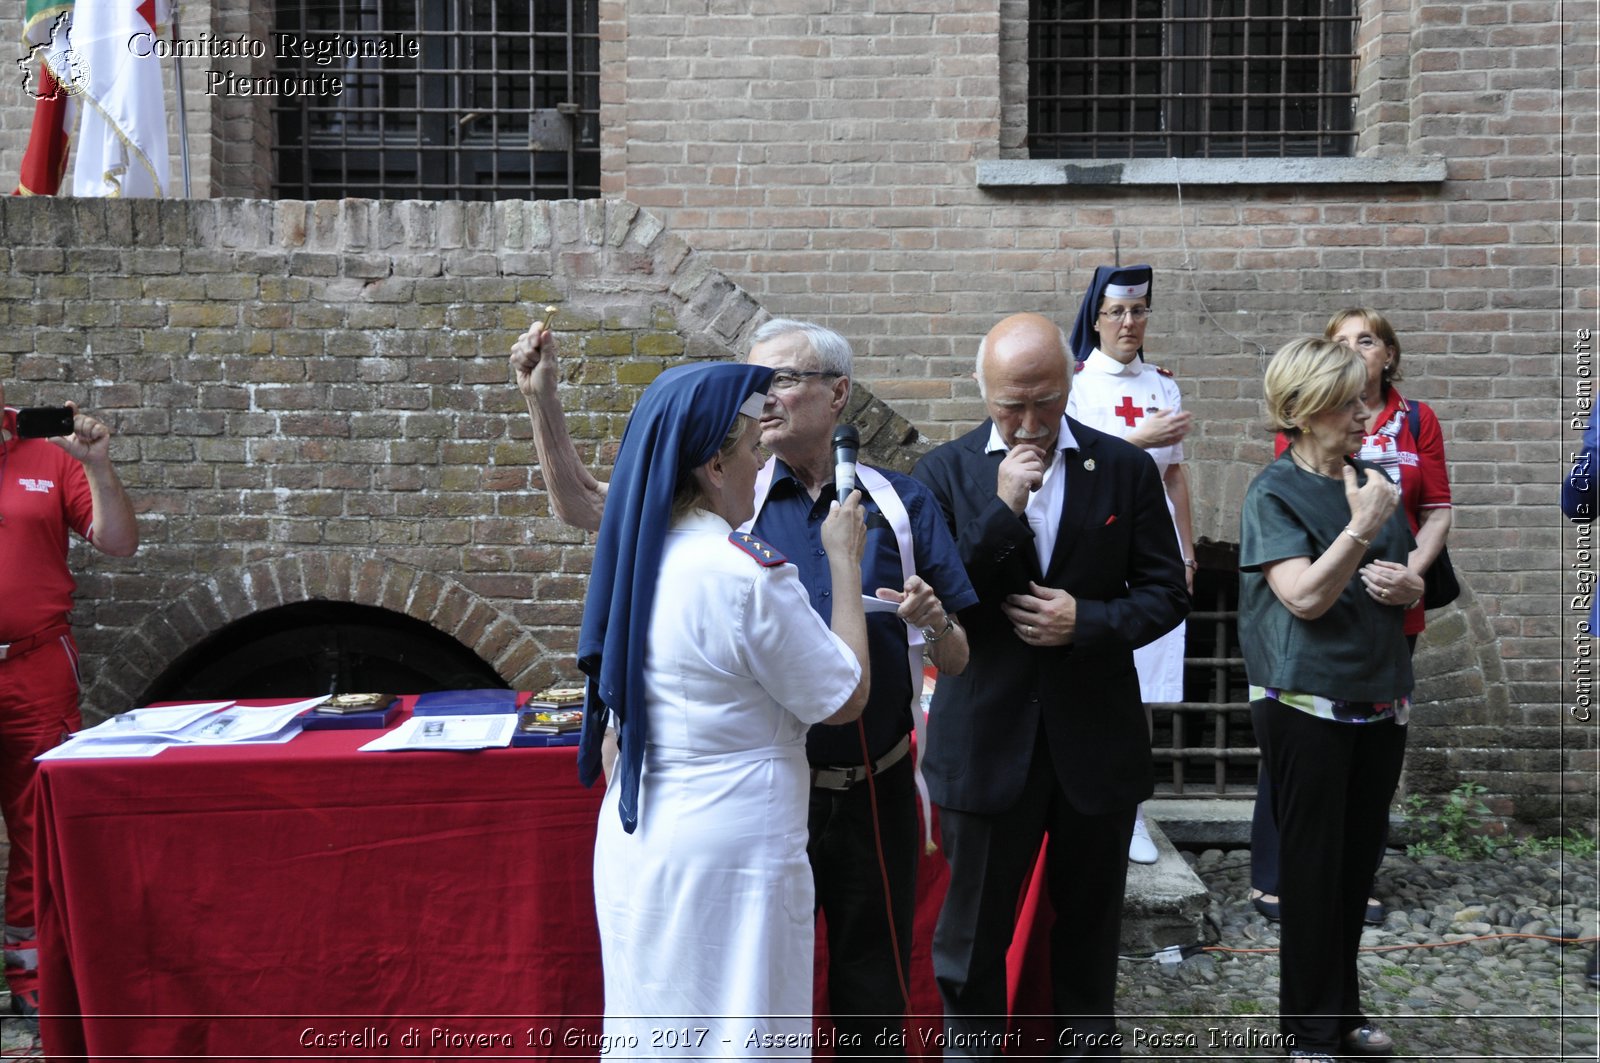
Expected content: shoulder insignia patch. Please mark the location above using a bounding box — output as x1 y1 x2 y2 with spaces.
728 532 787 567
1153 364 1174 378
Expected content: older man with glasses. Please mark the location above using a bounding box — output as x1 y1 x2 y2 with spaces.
511 317 976 1052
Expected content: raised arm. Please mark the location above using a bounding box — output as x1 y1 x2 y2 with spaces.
55 403 137 557
509 321 608 532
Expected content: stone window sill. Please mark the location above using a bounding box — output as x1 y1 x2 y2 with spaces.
976 156 1448 187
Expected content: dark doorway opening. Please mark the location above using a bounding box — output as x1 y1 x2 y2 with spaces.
140 601 510 703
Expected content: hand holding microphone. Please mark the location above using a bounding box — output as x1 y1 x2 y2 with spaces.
833 424 860 496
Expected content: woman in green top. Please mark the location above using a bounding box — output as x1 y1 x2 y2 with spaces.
1238 338 1420 1062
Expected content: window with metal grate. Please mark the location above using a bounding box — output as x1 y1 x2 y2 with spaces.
1027 0 1358 160
271 0 600 200
1149 543 1260 797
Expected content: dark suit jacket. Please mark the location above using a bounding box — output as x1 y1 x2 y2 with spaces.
911 416 1189 816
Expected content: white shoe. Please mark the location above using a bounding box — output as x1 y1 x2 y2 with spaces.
1128 808 1158 864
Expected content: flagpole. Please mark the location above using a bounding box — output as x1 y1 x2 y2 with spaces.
170 1 191 196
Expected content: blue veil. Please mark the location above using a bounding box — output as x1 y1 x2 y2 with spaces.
1068 264 1155 362
576 361 775 833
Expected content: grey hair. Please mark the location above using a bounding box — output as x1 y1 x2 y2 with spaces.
974 322 1071 398
750 318 854 378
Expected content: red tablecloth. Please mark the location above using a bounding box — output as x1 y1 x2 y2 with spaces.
37 699 607 1060
36 700 1050 1060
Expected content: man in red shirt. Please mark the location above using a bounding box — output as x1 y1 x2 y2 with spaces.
0 382 137 1030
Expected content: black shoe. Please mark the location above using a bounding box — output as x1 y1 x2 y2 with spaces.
1249 890 1280 922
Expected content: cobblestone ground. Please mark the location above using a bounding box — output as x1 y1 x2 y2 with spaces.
3 848 1593 1060
1111 849 1599 1061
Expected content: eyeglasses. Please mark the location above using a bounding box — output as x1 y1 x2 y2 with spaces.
769 369 841 392
1100 307 1152 323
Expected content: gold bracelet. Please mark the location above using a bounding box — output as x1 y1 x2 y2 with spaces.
1343 527 1372 549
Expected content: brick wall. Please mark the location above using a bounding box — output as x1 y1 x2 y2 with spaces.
1 0 218 196
0 197 919 728
0 191 1575 830
596 0 1596 828
0 0 1592 828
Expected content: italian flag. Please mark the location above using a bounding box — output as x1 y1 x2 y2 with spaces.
69 0 170 196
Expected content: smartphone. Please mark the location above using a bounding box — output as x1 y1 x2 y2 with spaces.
15 406 74 439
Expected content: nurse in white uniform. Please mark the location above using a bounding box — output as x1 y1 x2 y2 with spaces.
1066 264 1195 864
576 362 871 1057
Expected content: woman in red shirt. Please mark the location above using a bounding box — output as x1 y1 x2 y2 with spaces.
1294 309 1454 642
1250 309 1454 962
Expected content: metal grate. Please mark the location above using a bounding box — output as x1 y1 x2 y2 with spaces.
1149 544 1260 796
1028 0 1358 160
272 0 600 200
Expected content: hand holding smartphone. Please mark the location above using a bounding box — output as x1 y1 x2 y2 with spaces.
15 406 75 439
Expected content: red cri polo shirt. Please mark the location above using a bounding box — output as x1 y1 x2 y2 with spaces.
0 409 95 643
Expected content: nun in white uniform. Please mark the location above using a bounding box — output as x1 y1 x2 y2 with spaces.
576 361 871 1057
1066 264 1195 865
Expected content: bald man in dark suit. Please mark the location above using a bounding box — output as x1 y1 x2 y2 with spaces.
911 313 1188 1059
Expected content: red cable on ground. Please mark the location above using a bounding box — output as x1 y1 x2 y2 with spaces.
1199 932 1600 957
856 717 913 1011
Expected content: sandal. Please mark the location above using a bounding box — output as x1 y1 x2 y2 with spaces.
1341 1023 1394 1056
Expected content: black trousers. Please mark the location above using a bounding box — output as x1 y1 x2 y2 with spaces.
1250 635 1416 895
931 730 1135 1060
808 753 920 1055
1251 698 1407 1054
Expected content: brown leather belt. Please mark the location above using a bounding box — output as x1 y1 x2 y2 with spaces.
0 625 70 663
810 734 911 791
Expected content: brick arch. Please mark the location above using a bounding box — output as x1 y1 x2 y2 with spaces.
0 195 933 727
80 552 554 723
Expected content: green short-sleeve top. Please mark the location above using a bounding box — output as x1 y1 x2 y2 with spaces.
1238 454 1416 704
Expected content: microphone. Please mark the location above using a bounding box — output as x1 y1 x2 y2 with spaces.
832 424 860 496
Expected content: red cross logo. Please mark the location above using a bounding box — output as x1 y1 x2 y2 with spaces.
1113 396 1143 427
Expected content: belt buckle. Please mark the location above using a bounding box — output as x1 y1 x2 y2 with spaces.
812 766 858 791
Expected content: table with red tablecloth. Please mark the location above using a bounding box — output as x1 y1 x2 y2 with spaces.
36 698 1054 1061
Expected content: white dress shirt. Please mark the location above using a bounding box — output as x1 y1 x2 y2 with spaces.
985 416 1077 572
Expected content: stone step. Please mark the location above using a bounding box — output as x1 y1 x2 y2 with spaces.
1120 803 1416 952
1145 797 1414 850
1121 816 1208 953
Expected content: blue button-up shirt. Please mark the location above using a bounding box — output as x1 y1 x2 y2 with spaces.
752 460 978 765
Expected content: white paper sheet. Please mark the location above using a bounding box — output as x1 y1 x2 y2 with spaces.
73 701 236 741
37 737 177 761
172 701 321 743
359 714 518 752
